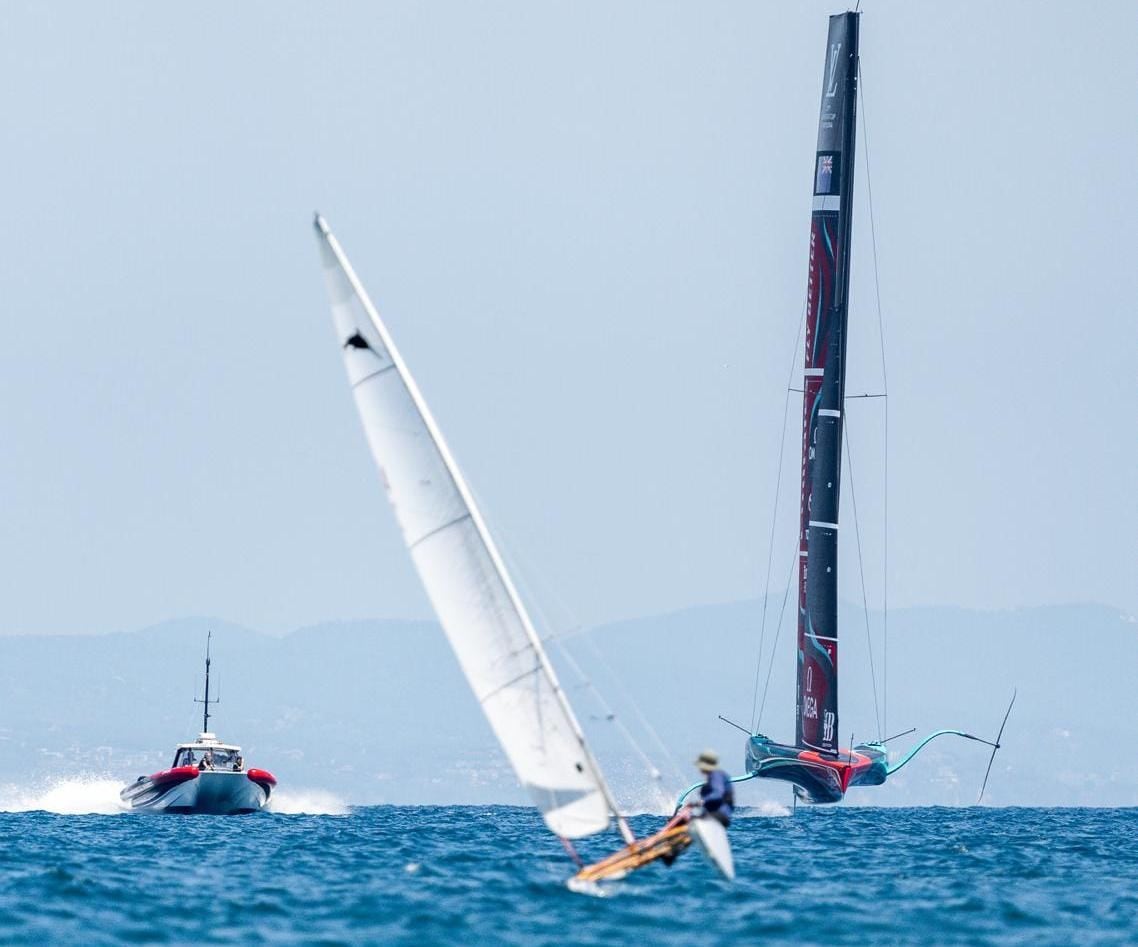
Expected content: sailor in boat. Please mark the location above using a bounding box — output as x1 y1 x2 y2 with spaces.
682 750 734 828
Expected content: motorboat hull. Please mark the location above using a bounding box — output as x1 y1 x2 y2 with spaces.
120 766 276 814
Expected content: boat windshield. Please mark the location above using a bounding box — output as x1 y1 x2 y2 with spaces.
173 748 244 771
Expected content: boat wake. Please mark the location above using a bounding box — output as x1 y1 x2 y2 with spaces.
0 775 126 815
616 787 674 818
566 877 619 898
267 788 349 816
735 800 792 818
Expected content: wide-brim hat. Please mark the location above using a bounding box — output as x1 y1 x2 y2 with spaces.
696 749 719 773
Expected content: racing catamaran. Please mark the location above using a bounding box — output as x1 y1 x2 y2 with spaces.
315 215 731 881
740 12 1012 804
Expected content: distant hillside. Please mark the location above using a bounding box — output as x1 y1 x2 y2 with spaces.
0 602 1133 807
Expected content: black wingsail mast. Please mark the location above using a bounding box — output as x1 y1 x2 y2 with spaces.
742 13 1011 805
795 10 859 757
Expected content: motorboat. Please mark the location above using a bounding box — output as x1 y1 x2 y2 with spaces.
120 731 276 814
120 634 277 814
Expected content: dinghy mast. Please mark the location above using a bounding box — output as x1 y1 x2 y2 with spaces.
315 215 633 845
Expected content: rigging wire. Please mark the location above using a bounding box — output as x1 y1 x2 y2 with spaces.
552 637 674 808
537 606 684 788
473 485 684 795
857 57 891 739
754 542 801 732
749 297 808 733
575 633 686 790
843 416 883 740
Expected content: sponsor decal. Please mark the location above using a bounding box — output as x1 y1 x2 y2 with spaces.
825 42 843 98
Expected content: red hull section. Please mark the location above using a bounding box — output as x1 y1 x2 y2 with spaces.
795 749 877 795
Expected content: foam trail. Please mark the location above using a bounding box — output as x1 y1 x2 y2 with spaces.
567 877 619 898
619 790 674 818
268 788 349 815
0 776 126 815
735 800 792 818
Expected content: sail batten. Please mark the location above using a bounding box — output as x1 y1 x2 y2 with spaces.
316 216 630 841
795 12 859 756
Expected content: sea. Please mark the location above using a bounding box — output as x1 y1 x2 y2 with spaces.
0 780 1135 945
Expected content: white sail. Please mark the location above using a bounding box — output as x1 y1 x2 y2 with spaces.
315 215 627 841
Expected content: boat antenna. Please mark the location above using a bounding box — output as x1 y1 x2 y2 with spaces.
194 631 219 733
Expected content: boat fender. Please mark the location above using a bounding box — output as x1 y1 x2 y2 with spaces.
246 768 277 788
148 765 200 788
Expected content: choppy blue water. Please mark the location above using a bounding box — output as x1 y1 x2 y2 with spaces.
1 805 1136 945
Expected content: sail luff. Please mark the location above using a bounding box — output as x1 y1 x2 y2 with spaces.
795 12 859 756
315 215 633 843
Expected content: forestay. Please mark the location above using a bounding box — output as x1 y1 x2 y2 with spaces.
315 216 625 841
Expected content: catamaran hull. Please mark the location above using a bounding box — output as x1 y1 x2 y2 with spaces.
745 736 887 804
120 768 275 814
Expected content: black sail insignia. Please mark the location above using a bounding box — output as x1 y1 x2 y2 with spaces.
343 330 371 351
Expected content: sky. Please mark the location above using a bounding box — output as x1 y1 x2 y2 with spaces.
0 1 1133 638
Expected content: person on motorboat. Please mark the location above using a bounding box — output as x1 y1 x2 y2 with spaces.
684 749 734 828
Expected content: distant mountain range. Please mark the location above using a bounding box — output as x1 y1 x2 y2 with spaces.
0 601 1133 808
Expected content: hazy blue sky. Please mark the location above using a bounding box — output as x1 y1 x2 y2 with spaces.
0 1 1133 637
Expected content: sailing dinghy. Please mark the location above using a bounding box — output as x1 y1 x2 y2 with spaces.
315 214 726 881
734 12 1012 805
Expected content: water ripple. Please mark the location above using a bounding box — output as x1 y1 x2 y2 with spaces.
0 806 1135 944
